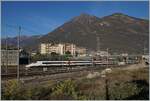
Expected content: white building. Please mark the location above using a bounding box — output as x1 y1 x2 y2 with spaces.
40 43 64 55
40 43 86 56
64 43 76 56
96 51 110 57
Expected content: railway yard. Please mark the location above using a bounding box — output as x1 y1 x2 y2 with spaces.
1 60 137 80
1 59 147 85
1 61 149 100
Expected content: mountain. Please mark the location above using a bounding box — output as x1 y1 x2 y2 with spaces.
40 13 149 54
2 13 149 54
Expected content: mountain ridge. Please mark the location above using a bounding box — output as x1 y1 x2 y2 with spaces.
2 13 149 54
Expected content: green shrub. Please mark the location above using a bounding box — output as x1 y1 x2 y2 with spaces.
51 79 77 99
2 80 28 100
109 82 141 100
27 85 52 100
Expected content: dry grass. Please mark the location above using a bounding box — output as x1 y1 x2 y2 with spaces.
76 64 149 100
2 64 149 100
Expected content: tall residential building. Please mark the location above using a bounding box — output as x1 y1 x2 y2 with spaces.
64 43 76 56
40 43 51 54
40 43 64 55
40 43 86 56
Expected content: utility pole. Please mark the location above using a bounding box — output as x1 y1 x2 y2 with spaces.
96 34 100 53
101 73 109 100
105 77 109 100
6 34 8 74
143 41 146 55
96 31 101 62
93 31 100 53
17 26 21 81
107 48 109 68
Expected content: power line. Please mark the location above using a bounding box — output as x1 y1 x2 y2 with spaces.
22 26 41 34
5 24 19 29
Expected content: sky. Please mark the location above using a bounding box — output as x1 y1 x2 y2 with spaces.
1 1 149 38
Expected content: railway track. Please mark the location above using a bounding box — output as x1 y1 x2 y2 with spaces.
2 65 109 80
1 62 134 80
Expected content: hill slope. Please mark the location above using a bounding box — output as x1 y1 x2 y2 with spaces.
40 13 149 54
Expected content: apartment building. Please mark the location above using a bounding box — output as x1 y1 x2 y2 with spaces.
40 43 64 55
64 43 76 56
40 43 86 56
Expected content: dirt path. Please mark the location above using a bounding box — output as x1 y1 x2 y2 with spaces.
122 63 148 70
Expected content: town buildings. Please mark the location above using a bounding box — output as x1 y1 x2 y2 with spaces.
64 43 76 56
40 43 86 56
40 43 64 55
76 47 87 56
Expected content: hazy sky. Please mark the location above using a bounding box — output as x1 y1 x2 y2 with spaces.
1 1 149 37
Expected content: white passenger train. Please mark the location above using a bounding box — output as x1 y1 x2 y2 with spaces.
25 60 111 68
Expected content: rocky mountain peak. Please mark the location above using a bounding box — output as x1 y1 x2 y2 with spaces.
72 13 99 24
103 13 141 24
111 12 128 16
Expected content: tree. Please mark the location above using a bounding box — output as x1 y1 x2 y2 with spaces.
64 51 72 60
50 52 59 60
2 80 28 100
51 52 57 56
65 51 71 55
51 79 77 99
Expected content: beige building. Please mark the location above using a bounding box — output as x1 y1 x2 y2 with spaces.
64 43 76 56
40 43 64 55
40 43 86 56
76 47 87 56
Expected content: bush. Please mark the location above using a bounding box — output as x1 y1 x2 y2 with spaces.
51 79 87 100
2 80 53 100
109 82 141 100
51 79 77 99
2 80 28 100
27 85 52 100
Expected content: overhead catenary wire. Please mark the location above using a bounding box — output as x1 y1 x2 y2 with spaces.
4 24 44 81
5 24 43 35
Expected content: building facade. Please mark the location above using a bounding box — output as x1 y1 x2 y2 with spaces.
1 49 29 66
40 43 86 56
40 43 65 55
64 43 76 56
76 47 87 56
1 50 18 66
